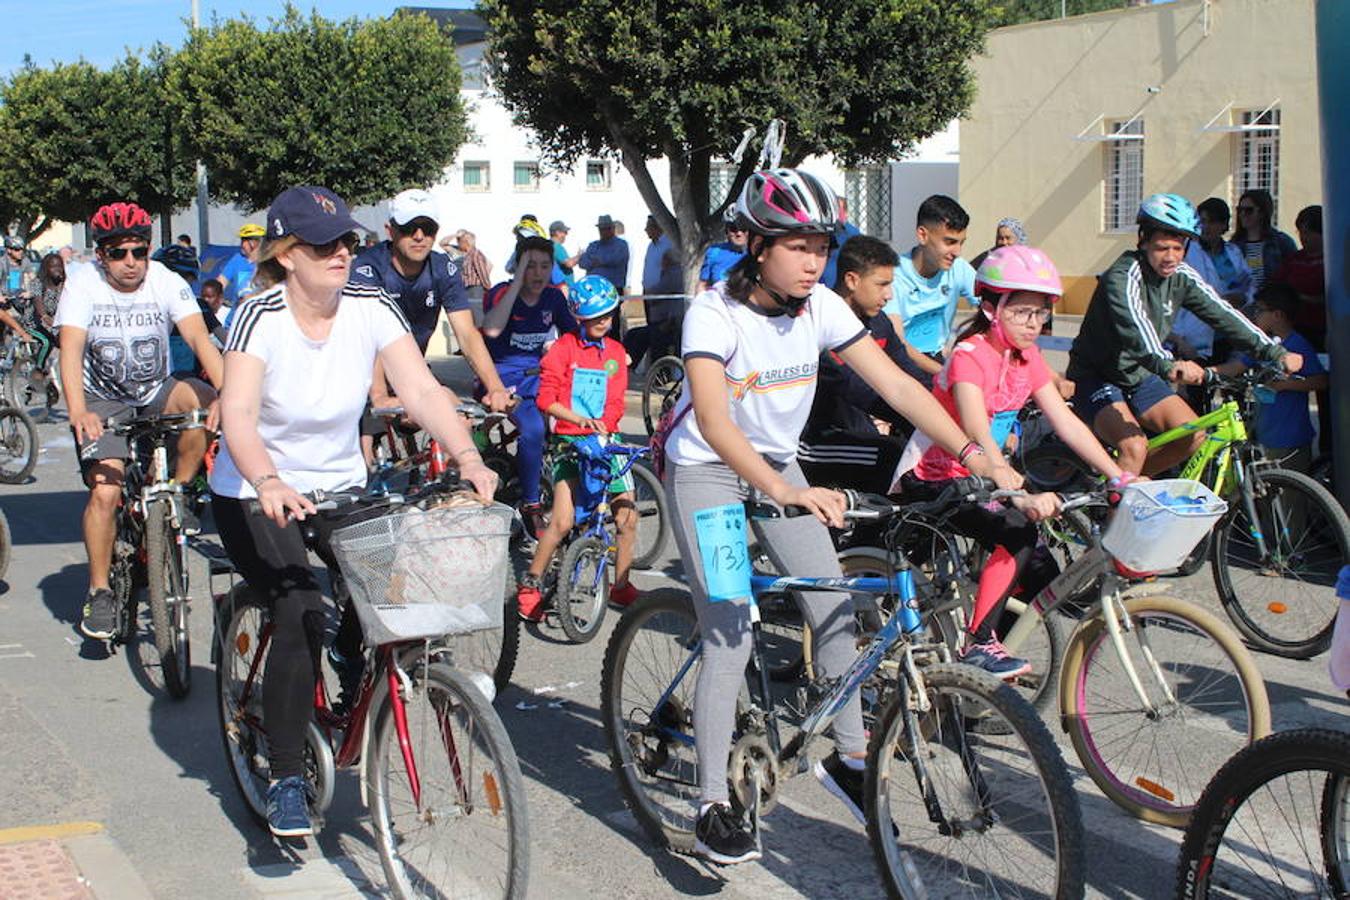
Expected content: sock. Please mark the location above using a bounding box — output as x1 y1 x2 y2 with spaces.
969 546 1017 642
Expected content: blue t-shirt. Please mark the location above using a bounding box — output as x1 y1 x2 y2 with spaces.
348 243 468 353
481 282 576 368
881 252 978 354
552 242 574 288
218 252 257 306
700 242 746 286
821 222 862 290
1245 331 1324 449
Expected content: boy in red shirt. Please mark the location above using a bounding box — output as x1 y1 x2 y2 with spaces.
517 275 638 620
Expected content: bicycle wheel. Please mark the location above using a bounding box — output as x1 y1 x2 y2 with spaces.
145 502 190 699
369 662 529 899
441 563 520 695
1020 440 1092 493
214 586 335 826
0 508 10 581
601 588 703 851
1176 727 1350 898
629 463 669 569
865 663 1084 899
641 355 683 437
556 536 609 643
1061 594 1271 827
1213 467 1350 659
0 406 37 483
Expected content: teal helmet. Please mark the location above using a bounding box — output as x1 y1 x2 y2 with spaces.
568 275 620 321
1137 193 1200 239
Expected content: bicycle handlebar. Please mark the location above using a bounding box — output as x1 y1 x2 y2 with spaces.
105 407 210 437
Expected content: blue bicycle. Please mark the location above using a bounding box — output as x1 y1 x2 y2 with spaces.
600 480 1084 897
549 435 667 643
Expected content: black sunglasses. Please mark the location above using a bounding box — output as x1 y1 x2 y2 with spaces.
104 246 150 261
305 233 360 258
394 218 438 237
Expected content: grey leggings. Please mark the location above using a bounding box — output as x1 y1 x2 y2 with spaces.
666 459 866 804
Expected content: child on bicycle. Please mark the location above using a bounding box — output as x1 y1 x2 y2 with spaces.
900 245 1130 678
660 168 1012 865
517 275 638 621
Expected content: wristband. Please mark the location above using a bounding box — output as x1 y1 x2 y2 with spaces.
250 473 279 490
957 441 985 465
1107 472 1138 490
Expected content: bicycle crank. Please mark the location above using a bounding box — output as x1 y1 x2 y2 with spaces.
728 732 779 816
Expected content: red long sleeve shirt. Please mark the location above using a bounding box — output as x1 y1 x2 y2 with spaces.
537 331 628 435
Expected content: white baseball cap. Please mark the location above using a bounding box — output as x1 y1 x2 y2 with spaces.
388 189 439 227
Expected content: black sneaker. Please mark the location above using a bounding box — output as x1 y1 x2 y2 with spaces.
693 802 760 865
79 588 117 640
813 751 867 825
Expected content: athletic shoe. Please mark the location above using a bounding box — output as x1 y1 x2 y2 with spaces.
179 503 202 536
266 776 313 838
609 581 639 609
693 803 760 865
517 579 546 622
813 751 867 825
79 588 117 640
961 638 1032 680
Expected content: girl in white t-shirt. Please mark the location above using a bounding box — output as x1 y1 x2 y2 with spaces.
209 186 496 840
659 169 1013 866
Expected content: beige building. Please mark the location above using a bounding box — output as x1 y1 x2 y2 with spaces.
960 0 1320 312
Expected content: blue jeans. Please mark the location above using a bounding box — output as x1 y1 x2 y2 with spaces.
493 363 545 506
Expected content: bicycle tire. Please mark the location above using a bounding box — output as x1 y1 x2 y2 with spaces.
1060 594 1271 828
145 502 190 699
0 507 10 581
601 588 703 852
1322 752 1350 896
1213 466 1350 659
556 535 609 643
0 406 38 483
865 662 1085 899
641 355 683 437
214 586 335 826
629 463 669 569
441 563 520 695
1175 727 1350 899
369 662 529 899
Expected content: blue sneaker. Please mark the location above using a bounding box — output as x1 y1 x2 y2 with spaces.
266 776 313 838
961 638 1031 681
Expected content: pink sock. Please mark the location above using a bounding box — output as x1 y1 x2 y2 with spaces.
969 546 1017 641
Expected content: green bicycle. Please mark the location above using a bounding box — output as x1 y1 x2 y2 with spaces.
1022 366 1350 659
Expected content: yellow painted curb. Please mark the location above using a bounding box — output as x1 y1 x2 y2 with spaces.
0 821 104 845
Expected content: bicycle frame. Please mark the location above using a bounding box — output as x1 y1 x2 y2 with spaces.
1146 399 1246 497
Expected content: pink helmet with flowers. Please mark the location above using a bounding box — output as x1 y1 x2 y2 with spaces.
975 245 1063 302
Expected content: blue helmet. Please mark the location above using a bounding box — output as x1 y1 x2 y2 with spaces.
153 244 200 280
568 275 620 321
1137 193 1200 239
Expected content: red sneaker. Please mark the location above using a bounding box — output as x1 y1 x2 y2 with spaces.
609 581 640 609
517 583 546 622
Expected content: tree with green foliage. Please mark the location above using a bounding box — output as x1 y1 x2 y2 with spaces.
0 53 192 243
167 6 469 212
481 0 995 289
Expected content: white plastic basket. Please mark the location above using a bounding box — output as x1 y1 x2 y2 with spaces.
330 502 514 645
1102 479 1227 574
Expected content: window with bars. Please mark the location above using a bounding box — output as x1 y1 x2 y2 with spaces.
585 159 612 190
512 161 540 192
844 167 891 240
462 161 490 193
1103 118 1145 233
1234 108 1281 223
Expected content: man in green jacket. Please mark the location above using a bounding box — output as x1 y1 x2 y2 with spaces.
1067 193 1301 475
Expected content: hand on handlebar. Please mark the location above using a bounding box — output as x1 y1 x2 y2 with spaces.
73 411 104 444
772 484 847 528
1169 360 1206 386
484 387 514 414
458 460 499 502
579 417 609 436
204 398 221 433
1279 352 1303 376
257 478 318 528
1012 492 1062 522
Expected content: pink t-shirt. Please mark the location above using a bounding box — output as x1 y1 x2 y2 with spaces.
915 333 1053 481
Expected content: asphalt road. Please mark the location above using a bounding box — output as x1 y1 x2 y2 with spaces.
0 361 1344 900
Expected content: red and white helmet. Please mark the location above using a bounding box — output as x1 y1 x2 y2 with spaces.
975 245 1063 302
735 169 839 237
90 202 153 246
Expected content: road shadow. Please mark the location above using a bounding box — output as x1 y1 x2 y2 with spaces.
0 489 88 545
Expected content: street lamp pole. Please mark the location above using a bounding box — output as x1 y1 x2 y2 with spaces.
192 0 210 248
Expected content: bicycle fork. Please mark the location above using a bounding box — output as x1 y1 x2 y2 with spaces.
1099 588 1177 716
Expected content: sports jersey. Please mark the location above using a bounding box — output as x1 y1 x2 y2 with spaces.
914 333 1053 481
481 282 576 367
881 252 978 354
348 242 469 352
536 331 628 435
217 251 257 306
210 282 410 499
54 260 203 406
663 283 867 466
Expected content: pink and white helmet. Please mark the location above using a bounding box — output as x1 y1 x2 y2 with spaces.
975 245 1063 302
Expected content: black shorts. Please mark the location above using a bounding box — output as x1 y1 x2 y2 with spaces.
73 377 197 480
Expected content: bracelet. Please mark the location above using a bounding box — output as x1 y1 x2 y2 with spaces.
957 441 985 465
1107 472 1138 490
250 473 279 490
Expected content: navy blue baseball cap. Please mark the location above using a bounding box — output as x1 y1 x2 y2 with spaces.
266 186 362 244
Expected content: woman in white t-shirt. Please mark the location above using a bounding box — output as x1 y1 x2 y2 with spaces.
209 186 496 840
659 169 1015 866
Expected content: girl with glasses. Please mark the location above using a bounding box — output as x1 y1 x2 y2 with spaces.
1232 189 1297 294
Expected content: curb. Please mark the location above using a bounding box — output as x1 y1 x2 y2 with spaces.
0 822 152 900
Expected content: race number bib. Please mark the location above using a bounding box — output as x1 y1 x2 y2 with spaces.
990 409 1019 449
570 367 608 419
904 308 946 353
693 503 751 602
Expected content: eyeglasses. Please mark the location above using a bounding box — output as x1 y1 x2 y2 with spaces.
395 218 438 237
304 233 360 258
103 246 150 261
1004 306 1053 325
